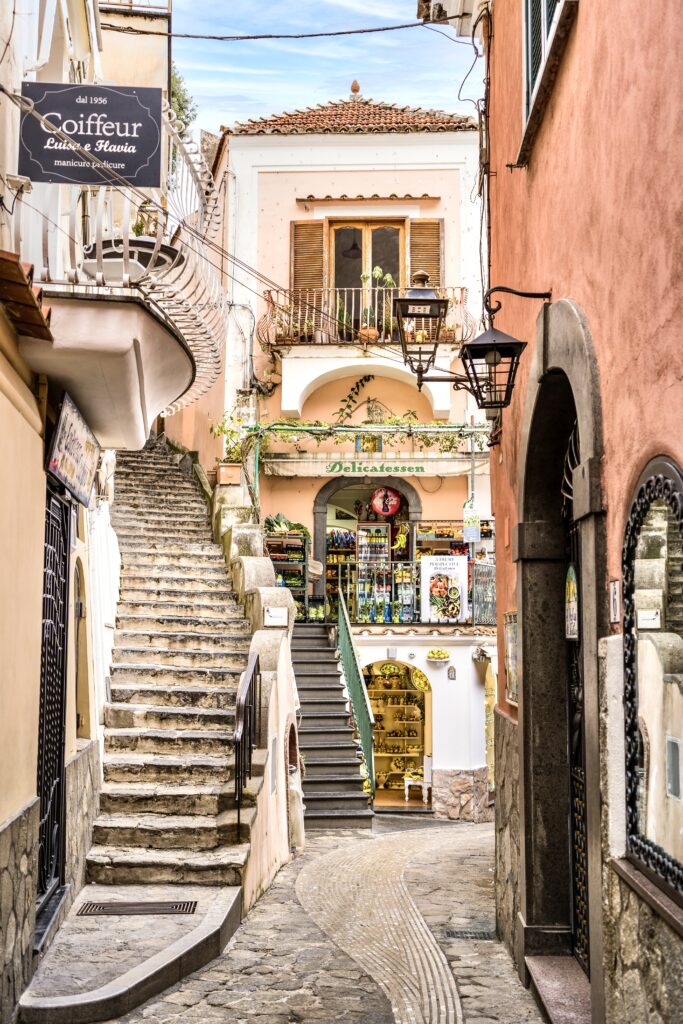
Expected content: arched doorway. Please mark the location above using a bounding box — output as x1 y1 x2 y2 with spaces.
363 658 432 811
513 301 606 1002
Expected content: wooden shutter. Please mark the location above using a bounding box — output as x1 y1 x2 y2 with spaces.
409 220 442 287
291 222 324 291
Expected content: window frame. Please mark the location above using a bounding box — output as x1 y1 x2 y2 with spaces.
622 456 683 907
517 0 579 166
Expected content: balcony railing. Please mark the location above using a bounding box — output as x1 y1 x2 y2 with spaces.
14 105 226 415
256 285 474 349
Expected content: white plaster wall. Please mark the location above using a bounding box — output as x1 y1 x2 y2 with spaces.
353 633 496 772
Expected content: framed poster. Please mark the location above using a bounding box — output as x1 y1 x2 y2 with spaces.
420 555 468 623
504 612 519 706
46 393 100 506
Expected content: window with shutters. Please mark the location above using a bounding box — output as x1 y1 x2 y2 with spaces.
519 0 578 165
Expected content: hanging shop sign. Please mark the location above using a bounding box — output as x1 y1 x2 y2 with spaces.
565 564 579 640
463 502 481 542
19 82 162 186
370 487 401 517
47 393 100 506
420 555 469 624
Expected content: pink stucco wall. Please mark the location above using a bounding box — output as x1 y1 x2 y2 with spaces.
487 0 683 712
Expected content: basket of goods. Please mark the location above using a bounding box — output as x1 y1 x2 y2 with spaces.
391 757 405 771
427 648 450 664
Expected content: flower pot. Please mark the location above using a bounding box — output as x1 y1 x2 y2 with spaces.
359 326 379 344
216 462 241 486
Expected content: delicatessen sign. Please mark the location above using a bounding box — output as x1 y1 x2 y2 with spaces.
19 82 162 186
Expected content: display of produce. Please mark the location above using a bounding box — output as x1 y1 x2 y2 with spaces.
266 532 310 621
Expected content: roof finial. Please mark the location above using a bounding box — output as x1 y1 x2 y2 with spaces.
350 79 361 99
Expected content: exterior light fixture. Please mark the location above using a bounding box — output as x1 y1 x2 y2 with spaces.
401 284 552 411
393 271 449 375
342 239 362 260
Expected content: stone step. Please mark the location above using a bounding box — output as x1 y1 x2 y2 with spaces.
298 740 361 758
120 564 228 582
86 843 249 885
104 727 234 757
113 514 211 530
114 630 250 653
103 753 233 785
117 600 242 620
300 756 362 776
297 697 350 714
292 651 339 664
104 703 235 731
298 725 357 740
113 502 209 518
120 550 225 568
296 684 346 701
92 808 254 849
116 529 214 545
98 781 254 816
302 774 364 793
291 644 335 654
294 667 342 679
112 646 248 670
111 664 243 688
303 792 371 813
119 576 231 595
110 683 237 710
116 613 247 632
304 809 373 830
299 711 352 729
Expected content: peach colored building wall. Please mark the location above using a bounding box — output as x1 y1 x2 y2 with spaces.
486 0 683 715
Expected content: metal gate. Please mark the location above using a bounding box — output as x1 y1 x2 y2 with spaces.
562 423 590 976
36 487 71 917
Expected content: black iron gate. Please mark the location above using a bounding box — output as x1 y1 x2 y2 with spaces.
562 423 590 975
36 486 71 917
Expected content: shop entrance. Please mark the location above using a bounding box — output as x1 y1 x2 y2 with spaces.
364 659 432 811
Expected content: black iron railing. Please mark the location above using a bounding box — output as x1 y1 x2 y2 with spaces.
234 653 261 830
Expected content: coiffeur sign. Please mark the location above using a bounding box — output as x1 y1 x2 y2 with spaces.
19 82 162 186
47 394 100 506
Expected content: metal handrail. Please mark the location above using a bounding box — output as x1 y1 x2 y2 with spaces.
337 593 375 795
234 653 261 830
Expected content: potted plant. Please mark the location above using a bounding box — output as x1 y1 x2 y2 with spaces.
211 416 245 485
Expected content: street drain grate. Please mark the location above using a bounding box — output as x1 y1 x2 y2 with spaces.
445 928 497 941
78 900 198 917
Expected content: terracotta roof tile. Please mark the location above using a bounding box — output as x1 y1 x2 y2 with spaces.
0 250 53 341
230 95 475 136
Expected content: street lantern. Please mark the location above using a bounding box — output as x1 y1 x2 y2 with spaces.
398 284 552 413
459 325 527 410
393 271 449 375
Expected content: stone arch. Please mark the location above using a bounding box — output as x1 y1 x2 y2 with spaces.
312 475 423 591
512 299 606 1002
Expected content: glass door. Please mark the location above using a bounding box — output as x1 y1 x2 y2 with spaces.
330 223 405 340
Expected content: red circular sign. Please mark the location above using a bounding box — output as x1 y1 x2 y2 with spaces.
370 487 401 517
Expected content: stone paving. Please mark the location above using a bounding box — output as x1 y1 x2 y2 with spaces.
108 819 544 1024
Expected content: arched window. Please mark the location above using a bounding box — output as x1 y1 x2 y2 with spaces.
623 457 683 902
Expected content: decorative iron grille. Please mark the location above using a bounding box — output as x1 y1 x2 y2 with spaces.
36 488 71 916
622 460 683 901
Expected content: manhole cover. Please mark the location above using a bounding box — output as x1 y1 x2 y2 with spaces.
78 901 197 916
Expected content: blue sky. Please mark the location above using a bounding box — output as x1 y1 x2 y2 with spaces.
170 0 483 136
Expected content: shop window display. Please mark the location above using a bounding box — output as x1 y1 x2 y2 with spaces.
365 660 432 810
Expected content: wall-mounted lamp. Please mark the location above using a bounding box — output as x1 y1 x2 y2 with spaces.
397 282 552 411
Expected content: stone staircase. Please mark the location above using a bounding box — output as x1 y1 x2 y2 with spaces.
667 510 683 633
293 623 373 829
86 439 259 886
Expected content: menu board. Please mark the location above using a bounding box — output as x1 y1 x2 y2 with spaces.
420 555 469 623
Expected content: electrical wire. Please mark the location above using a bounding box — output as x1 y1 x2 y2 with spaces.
97 14 468 43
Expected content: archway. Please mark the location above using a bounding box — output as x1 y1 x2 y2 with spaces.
313 475 423 597
513 301 606 1002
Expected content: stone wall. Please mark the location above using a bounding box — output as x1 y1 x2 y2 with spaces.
0 799 39 1024
432 767 493 822
602 866 683 1023
598 636 683 1022
64 739 100 895
494 707 520 960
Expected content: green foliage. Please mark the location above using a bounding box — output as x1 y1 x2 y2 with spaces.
170 62 198 134
334 375 375 424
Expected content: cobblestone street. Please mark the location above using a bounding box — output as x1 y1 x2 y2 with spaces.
110 819 543 1024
